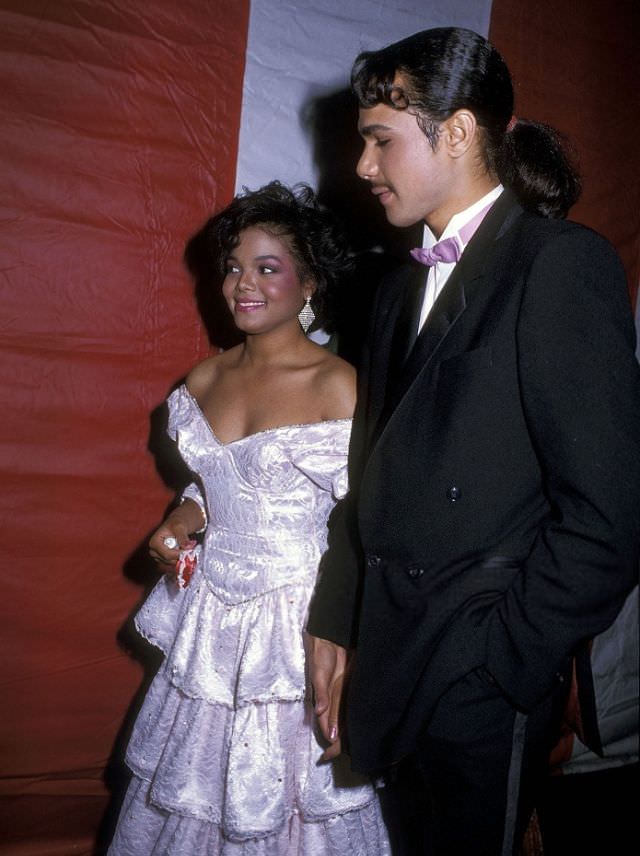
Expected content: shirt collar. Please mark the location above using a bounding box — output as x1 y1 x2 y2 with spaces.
422 184 504 251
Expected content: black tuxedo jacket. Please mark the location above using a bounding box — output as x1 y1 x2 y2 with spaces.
307 191 640 774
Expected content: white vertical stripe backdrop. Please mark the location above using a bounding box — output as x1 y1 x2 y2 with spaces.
235 0 493 192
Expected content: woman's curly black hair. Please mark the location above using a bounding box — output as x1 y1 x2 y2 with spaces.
191 181 354 329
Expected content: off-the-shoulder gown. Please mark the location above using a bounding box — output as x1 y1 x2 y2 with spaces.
108 385 390 855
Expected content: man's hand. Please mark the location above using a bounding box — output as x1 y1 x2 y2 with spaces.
307 634 348 761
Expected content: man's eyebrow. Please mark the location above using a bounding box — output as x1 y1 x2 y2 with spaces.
358 122 394 137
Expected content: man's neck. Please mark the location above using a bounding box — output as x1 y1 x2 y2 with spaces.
427 177 501 239
422 184 503 250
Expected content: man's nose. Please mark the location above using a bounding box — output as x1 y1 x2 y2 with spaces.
356 146 378 181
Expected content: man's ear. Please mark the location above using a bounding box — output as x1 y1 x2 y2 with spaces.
442 109 478 159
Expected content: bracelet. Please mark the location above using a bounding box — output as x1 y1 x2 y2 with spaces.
180 496 207 534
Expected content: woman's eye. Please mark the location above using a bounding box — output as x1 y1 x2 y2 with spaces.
225 263 240 274
259 265 276 274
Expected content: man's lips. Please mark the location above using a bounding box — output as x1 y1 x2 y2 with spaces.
372 185 393 203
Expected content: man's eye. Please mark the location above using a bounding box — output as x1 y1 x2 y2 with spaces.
375 138 390 148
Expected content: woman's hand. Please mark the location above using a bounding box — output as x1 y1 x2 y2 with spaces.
149 520 194 568
307 634 348 761
148 499 205 567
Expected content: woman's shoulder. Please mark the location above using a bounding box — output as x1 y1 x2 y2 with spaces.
185 347 241 396
306 343 355 381
310 348 356 419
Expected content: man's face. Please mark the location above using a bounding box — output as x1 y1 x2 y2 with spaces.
356 101 453 232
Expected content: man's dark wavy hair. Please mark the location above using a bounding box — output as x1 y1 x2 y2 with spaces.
352 27 581 218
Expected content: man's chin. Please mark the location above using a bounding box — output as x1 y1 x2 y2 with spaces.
385 210 423 229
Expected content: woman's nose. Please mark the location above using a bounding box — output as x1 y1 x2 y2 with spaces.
237 271 256 291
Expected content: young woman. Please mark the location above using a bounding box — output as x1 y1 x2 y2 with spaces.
108 182 390 855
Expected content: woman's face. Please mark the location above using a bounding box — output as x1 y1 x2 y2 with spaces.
222 226 312 335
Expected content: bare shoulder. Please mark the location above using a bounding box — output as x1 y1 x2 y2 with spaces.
313 350 356 420
186 347 240 397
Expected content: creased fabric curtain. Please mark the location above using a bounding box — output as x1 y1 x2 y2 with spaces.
0 1 249 851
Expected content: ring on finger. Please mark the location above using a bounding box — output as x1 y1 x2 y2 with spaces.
163 536 179 549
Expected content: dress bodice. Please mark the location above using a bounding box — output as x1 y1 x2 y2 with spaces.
169 385 350 533
167 385 352 605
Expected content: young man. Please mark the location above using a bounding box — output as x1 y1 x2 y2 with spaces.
306 27 640 855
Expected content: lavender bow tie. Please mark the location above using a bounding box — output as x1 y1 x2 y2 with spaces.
410 236 462 266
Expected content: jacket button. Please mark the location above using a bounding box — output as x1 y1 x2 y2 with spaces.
407 566 424 579
447 486 461 502
367 555 381 568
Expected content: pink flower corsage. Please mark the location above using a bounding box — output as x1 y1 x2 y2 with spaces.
176 545 199 589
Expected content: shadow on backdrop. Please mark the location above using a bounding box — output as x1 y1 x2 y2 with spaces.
185 222 244 353
302 86 420 366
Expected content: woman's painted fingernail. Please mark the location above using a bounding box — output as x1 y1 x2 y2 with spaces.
329 726 337 741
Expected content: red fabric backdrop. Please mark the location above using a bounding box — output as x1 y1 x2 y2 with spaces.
0 1 638 854
0 1 249 852
490 0 640 309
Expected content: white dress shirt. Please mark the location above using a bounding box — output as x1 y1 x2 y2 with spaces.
417 184 504 332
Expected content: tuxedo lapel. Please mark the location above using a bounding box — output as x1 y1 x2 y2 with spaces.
384 267 426 403
388 264 467 410
374 192 522 435
360 267 418 454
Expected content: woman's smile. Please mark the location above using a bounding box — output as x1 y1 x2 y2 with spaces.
222 226 311 334
233 298 267 312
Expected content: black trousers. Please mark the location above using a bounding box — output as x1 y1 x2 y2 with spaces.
379 667 569 856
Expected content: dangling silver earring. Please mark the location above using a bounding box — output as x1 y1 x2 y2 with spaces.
298 295 315 333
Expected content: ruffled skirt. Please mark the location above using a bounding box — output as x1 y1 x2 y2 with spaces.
108 561 389 855
111 772 389 855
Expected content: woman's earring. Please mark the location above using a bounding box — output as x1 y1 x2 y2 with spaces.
298 295 315 333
